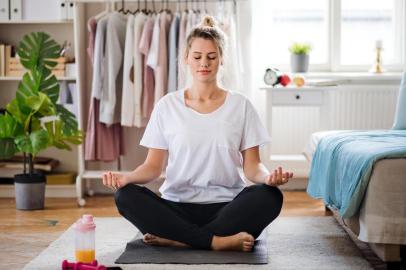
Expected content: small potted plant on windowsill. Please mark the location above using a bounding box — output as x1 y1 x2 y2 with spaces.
0 32 83 210
289 42 312 73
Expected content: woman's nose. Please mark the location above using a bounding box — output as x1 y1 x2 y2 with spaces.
200 60 209 68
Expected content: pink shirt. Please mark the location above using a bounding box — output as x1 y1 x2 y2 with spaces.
139 16 155 119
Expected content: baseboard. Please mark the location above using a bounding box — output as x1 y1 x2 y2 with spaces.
0 184 76 198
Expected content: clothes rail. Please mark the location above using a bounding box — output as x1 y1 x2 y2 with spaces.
70 0 247 3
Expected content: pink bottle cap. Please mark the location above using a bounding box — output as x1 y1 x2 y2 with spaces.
73 214 96 232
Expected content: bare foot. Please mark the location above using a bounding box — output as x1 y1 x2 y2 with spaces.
143 233 188 248
211 232 255 252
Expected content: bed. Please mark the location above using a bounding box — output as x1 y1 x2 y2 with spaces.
304 130 406 266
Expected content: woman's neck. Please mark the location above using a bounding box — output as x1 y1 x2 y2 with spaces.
188 81 222 101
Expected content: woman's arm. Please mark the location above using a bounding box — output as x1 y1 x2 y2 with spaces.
241 146 293 186
103 148 167 189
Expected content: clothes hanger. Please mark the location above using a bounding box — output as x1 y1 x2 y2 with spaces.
203 0 208 15
176 0 180 13
89 0 110 31
194 0 200 14
166 0 172 14
141 0 148 15
130 0 140 15
150 0 157 15
184 0 189 13
117 0 125 13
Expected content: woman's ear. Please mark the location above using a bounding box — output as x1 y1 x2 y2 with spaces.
183 51 188 65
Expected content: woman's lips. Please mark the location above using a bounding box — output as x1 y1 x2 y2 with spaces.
198 70 211 75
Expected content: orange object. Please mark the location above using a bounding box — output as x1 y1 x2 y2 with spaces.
75 249 95 263
293 75 305 87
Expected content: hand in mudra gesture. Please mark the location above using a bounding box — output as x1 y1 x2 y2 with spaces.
264 167 293 186
102 171 129 191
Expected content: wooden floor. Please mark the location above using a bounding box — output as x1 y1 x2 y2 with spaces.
0 191 329 269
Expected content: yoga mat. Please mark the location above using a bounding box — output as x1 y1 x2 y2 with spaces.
115 231 268 264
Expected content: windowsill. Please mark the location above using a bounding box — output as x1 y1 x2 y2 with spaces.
260 72 402 90
293 72 402 82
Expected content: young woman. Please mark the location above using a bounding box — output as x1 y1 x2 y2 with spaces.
103 15 293 252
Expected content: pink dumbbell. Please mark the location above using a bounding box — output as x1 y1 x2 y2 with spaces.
61 259 99 270
75 262 107 270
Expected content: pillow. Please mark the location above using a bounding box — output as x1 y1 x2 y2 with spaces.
393 67 406 129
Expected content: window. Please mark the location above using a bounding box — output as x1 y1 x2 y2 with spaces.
341 0 397 65
252 0 405 71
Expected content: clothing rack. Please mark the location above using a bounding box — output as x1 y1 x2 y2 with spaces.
71 0 246 206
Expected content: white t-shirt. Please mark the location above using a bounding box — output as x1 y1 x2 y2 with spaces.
140 89 271 203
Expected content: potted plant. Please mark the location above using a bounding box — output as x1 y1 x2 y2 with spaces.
0 32 83 210
289 42 312 73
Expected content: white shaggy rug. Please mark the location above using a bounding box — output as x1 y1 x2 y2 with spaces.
23 216 373 270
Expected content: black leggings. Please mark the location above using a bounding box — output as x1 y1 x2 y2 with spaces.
115 184 283 250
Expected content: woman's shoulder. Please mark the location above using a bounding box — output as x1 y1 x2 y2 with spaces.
226 90 251 106
155 91 183 109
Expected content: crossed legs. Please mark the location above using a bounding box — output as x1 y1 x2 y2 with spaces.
115 184 283 251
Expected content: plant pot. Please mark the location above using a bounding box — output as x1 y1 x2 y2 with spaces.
290 54 309 73
14 173 46 210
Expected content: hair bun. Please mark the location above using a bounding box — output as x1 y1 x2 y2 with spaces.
201 15 216 28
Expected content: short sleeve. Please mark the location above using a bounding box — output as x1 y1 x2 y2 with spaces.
240 100 271 151
139 101 168 149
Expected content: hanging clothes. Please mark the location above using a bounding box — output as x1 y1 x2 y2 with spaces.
168 12 180 93
99 12 127 125
120 12 148 128
132 12 148 127
220 13 241 92
85 15 124 162
121 14 135 126
177 11 188 90
86 17 97 64
139 14 156 119
147 13 160 77
154 11 172 103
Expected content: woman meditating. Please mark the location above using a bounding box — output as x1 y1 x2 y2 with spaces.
103 15 293 252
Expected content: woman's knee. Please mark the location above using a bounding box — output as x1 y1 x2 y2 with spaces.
252 184 284 210
114 184 144 210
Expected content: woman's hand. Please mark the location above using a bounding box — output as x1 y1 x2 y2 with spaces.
264 167 293 186
102 171 129 191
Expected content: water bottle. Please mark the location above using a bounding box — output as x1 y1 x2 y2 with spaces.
73 214 96 263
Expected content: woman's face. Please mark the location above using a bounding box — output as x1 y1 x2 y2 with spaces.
185 37 221 84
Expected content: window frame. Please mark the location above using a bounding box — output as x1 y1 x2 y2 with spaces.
330 0 406 71
256 0 406 72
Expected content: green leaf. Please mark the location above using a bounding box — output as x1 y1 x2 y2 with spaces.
289 42 312 55
40 74 59 103
56 104 80 136
15 129 49 156
26 92 56 116
30 129 49 155
6 99 26 125
0 138 18 159
15 134 33 153
0 112 21 138
17 32 61 71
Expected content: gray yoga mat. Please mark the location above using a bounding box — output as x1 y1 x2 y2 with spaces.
115 231 268 264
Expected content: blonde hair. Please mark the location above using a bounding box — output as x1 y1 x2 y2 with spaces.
184 15 226 58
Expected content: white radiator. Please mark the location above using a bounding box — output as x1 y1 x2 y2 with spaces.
271 85 399 156
324 85 399 130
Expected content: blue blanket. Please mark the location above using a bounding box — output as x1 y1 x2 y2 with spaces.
307 130 406 218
